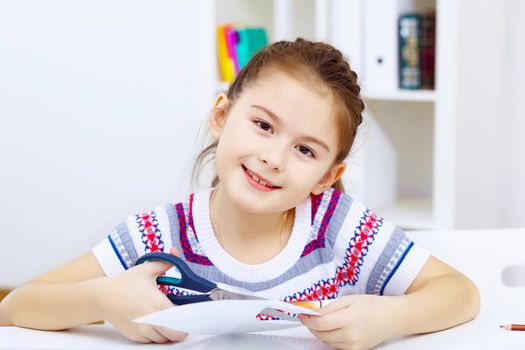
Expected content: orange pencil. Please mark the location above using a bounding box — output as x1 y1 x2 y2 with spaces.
500 324 525 331
289 300 323 309
289 299 336 309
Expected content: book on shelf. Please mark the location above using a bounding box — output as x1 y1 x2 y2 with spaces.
398 11 435 90
217 24 235 83
217 24 268 83
420 11 436 90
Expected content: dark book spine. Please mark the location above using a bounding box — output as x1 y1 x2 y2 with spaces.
399 14 422 89
420 11 436 90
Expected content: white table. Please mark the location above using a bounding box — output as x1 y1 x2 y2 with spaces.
1 314 523 350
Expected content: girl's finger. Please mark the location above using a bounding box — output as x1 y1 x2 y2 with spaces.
130 336 151 344
135 260 174 276
308 327 345 344
299 307 349 331
140 324 171 343
154 325 188 342
318 295 355 314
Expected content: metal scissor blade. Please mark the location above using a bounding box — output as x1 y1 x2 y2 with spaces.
259 307 298 322
209 288 267 301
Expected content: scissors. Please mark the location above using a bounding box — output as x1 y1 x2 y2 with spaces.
135 252 297 321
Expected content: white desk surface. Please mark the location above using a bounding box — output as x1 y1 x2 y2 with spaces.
1 314 523 350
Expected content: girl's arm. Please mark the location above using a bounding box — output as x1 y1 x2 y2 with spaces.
391 255 480 335
0 252 106 329
0 250 187 343
299 256 480 350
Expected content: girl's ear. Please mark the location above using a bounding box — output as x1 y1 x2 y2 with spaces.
209 93 229 138
311 163 346 195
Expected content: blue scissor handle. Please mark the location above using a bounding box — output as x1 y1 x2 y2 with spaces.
135 252 217 293
166 294 213 305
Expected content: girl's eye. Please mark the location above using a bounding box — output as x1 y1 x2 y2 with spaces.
255 120 273 133
254 119 315 159
298 145 315 158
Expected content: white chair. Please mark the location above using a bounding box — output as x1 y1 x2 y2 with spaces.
407 228 525 317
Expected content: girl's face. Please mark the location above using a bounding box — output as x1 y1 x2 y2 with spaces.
210 70 345 214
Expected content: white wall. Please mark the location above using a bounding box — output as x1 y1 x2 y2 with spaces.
503 0 525 227
0 0 215 287
453 0 506 228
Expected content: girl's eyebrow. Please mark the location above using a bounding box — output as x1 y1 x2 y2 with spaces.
250 104 331 153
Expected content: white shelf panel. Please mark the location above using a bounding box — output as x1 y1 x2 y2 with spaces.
379 197 434 230
363 89 436 102
216 85 437 102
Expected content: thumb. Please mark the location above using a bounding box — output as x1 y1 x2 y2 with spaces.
318 296 355 315
136 259 174 276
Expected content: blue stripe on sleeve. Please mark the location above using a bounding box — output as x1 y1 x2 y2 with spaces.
380 242 414 295
108 234 128 270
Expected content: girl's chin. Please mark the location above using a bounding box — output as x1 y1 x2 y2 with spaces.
226 188 276 212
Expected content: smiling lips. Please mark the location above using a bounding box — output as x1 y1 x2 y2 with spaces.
242 165 281 191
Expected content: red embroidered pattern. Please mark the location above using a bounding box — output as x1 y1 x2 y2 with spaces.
335 209 382 286
137 211 164 253
258 209 383 320
301 189 341 257
311 192 324 224
256 310 288 321
176 194 213 265
137 211 169 294
285 278 340 303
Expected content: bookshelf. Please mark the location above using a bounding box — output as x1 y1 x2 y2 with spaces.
214 0 316 91
362 89 436 103
211 0 504 230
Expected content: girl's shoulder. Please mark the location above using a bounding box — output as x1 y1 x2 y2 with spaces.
309 187 364 224
311 187 398 249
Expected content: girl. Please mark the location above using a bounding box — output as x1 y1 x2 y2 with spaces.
0 39 479 349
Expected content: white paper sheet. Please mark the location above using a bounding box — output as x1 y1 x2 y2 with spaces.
134 299 321 334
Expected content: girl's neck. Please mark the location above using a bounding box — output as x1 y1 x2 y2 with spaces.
210 186 294 263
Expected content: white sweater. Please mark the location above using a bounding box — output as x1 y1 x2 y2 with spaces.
93 187 429 305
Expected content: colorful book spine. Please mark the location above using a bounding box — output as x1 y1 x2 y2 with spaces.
217 24 268 83
225 26 240 74
236 28 252 69
420 11 436 90
248 28 268 60
217 24 235 83
398 14 422 89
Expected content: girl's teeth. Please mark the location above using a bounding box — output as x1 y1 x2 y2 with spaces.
247 169 274 188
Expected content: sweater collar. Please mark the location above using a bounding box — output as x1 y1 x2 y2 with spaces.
191 188 312 282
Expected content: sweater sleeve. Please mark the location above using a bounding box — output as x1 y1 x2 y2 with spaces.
91 205 175 277
333 196 430 296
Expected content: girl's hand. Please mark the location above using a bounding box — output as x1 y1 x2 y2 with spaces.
99 247 188 343
298 295 399 350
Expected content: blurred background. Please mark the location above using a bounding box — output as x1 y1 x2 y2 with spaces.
0 0 523 292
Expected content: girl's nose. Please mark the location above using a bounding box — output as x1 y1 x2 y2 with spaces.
259 149 285 172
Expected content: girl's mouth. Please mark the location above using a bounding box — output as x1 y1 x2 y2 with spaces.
242 165 281 191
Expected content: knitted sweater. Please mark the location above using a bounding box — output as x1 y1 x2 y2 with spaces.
92 187 429 305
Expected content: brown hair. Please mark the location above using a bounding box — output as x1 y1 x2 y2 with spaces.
192 38 364 193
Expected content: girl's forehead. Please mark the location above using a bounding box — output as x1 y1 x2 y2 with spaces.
241 71 334 115
248 69 330 96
